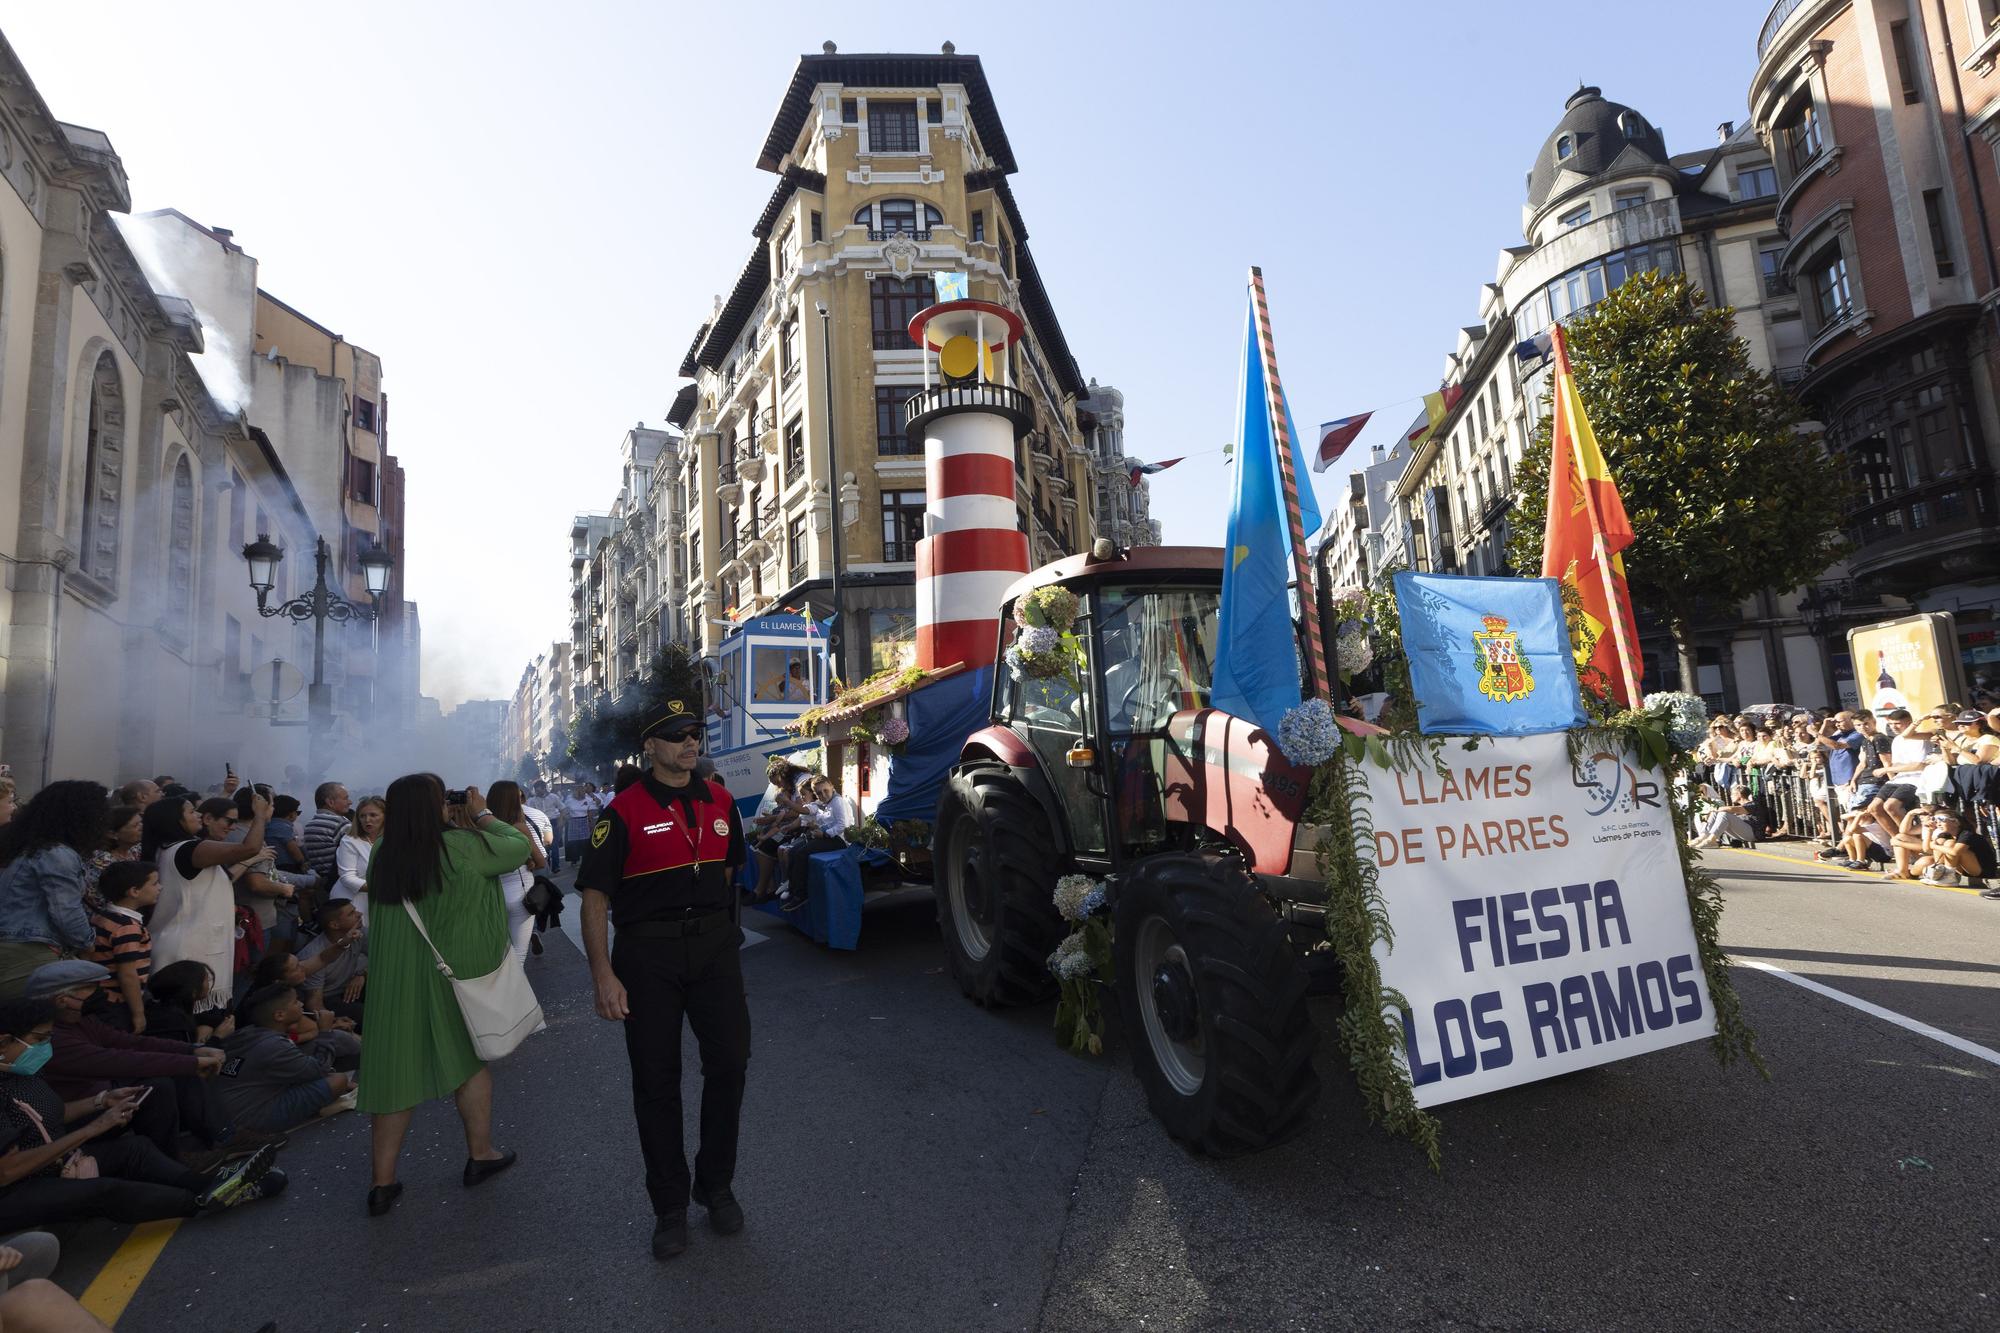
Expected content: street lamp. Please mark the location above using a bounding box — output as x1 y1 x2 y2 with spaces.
1796 579 1850 706
816 300 847 680
240 533 393 767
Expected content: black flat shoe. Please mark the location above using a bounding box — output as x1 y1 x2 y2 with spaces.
366 1183 403 1217
462 1149 517 1187
691 1181 744 1235
652 1213 688 1260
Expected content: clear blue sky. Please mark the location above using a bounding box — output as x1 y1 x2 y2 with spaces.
6 1 1762 705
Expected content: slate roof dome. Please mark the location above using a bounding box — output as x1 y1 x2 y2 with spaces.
1526 85 1669 214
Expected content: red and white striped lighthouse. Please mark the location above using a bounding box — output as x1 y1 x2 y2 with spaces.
903 298 1035 671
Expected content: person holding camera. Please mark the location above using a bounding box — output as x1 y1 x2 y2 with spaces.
355 777 532 1217
577 704 747 1261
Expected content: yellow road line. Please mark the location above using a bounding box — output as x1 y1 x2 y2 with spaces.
1712 844 1984 897
78 1219 179 1326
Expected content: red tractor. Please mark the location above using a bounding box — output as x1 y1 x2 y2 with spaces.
934 544 1333 1156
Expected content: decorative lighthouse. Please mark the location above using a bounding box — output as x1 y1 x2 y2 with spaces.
903 294 1035 671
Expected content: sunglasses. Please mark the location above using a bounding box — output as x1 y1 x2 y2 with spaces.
658 729 702 744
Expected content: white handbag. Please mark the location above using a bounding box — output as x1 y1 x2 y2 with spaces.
403 901 543 1061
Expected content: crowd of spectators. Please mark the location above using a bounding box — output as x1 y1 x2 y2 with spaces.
1688 692 2000 896
0 756 599 1324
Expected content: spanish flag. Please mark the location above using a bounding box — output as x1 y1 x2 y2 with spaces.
1541 324 1642 707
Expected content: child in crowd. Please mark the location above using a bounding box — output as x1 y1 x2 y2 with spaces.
143 962 234 1046
216 984 355 1134
86 863 158 1032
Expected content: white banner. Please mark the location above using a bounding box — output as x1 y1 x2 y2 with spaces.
1362 730 1716 1107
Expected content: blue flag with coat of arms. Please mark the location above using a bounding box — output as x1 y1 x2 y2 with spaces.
1210 299 1322 736
1392 571 1586 736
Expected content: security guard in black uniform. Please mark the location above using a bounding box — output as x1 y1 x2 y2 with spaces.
578 703 749 1260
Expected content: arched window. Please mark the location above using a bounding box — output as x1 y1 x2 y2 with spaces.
1556 135 1574 160
165 454 196 644
77 351 126 584
853 198 943 238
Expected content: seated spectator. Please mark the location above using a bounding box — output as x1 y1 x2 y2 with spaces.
85 863 157 1032
1913 808 1994 889
83 805 143 898
1690 786 1759 850
263 795 307 873
141 793 269 1016
748 760 807 901
1886 805 1932 881
298 900 367 1030
144 962 234 1046
0 782 106 999
27 960 228 1162
0 997 282 1232
1836 802 1896 870
779 776 853 910
216 984 355 1134
0 1274 112 1332
251 949 359 1067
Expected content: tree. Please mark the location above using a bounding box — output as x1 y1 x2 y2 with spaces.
563 644 708 777
1506 270 1850 692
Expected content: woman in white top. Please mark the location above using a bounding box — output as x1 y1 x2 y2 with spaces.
140 791 272 1012
778 776 854 910
487 782 546 963
334 796 385 926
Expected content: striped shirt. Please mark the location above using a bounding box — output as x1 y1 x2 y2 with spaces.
88 904 151 1001
302 809 350 880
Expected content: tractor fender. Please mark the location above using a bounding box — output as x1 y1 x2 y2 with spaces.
951 733 1073 861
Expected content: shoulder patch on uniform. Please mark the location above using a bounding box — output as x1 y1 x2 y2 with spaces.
591 819 611 849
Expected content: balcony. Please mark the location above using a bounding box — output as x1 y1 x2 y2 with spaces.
869 229 933 242
904 382 1033 435
1758 0 1809 58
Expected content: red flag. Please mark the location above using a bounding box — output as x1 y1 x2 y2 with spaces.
1313 413 1372 472
1542 325 1642 707
1128 457 1182 488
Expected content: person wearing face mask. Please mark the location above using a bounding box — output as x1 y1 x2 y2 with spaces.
0 996 283 1232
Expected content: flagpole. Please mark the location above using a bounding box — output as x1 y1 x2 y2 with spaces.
1552 325 1643 707
1248 267 1330 700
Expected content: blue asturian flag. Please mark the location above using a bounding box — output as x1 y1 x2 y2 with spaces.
1391 571 1586 736
1210 301 1323 736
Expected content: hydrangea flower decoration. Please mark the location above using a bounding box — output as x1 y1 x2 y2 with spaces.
1642 691 1710 753
1047 932 1095 981
877 717 910 747
1053 873 1098 923
1015 585 1080 632
1334 620 1374 677
1276 696 1343 767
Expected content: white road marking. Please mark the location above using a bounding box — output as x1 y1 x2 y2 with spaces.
1739 959 2000 1069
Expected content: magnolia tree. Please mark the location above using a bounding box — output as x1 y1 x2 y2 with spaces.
1506 270 1850 693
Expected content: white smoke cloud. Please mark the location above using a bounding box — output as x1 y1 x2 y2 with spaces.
114 215 252 416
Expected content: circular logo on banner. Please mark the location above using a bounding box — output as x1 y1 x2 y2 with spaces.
712 818 729 837
591 820 611 849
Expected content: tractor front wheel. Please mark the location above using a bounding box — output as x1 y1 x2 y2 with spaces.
935 766 1066 1007
1114 853 1319 1156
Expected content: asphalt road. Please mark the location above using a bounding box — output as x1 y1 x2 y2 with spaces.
50 850 2000 1332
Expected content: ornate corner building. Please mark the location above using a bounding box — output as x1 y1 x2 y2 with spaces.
1752 0 2000 674
662 44 1098 681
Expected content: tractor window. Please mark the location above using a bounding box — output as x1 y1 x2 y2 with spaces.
1094 587 1219 736
1003 608 1106 855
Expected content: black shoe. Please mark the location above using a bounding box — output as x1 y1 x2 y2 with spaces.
652 1213 688 1259
529 932 545 957
255 1168 288 1201
691 1181 744 1235
1981 886 2000 900
366 1182 403 1217
462 1149 518 1187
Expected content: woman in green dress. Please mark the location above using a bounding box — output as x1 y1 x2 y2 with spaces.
358 774 532 1216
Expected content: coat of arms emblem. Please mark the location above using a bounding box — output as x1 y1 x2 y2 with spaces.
1473 613 1535 703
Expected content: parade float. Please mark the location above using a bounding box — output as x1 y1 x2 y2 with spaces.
777 273 1761 1159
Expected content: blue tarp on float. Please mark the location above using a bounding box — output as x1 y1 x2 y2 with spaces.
871 666 994 825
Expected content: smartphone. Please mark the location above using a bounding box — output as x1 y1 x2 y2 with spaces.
131 1086 153 1107
226 762 235 777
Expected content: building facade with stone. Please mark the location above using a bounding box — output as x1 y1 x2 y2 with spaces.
662 44 1097 681
1351 83 1869 710
1750 0 2000 697
1076 381 1162 549
0 35 413 789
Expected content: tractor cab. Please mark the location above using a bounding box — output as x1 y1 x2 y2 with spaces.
978 546 1226 871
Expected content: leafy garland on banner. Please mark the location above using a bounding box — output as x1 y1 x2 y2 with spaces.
1267 578 1761 1170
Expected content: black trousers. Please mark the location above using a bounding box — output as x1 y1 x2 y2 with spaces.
612 923 751 1218
0 1133 210 1232
784 836 846 899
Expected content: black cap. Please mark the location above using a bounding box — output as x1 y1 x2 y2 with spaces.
639 701 701 743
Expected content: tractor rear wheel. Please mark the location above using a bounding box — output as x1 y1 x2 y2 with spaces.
934 766 1066 1007
1114 852 1319 1156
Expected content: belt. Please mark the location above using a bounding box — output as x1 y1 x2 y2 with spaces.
623 910 733 939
